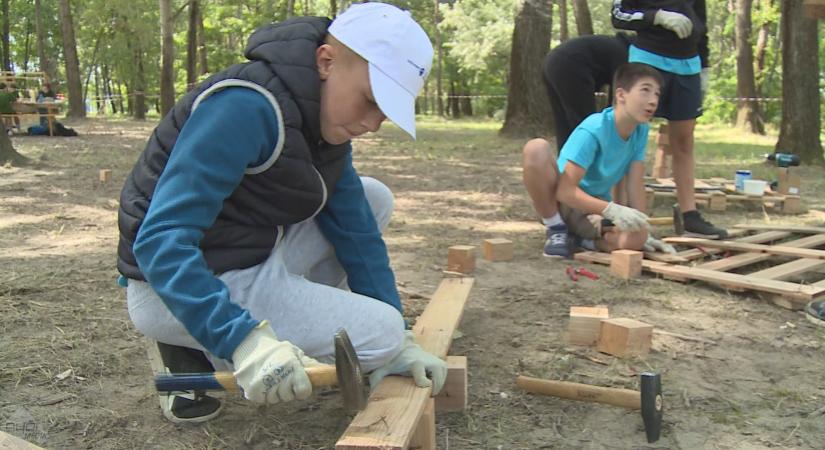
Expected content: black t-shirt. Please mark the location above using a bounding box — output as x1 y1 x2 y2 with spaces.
545 33 634 89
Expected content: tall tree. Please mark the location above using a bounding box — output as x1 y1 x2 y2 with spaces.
775 0 822 164
734 0 764 133
57 0 85 118
186 0 199 90
159 0 175 116
500 0 554 137
2 0 10 71
558 0 569 42
0 126 28 165
197 4 208 75
434 0 444 116
571 0 593 36
287 0 296 18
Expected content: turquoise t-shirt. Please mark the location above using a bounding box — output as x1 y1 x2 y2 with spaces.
557 107 649 201
628 45 701 76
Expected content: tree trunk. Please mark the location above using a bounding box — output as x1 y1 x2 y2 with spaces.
0 125 28 165
330 0 337 17
434 0 444 116
558 0 569 42
734 0 764 134
197 4 208 75
460 79 473 117
775 0 823 165
1 0 10 72
35 0 56 82
500 0 554 138
287 0 295 18
186 0 198 91
57 0 86 118
134 45 147 120
571 0 593 36
160 0 176 117
449 78 460 119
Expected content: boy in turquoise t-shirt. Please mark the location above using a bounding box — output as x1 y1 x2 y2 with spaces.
522 62 675 257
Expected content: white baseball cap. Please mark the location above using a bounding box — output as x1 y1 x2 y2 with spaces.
328 2 433 139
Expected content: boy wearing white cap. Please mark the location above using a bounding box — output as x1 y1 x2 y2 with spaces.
117 3 445 422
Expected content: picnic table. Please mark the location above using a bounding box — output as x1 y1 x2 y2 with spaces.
7 100 64 136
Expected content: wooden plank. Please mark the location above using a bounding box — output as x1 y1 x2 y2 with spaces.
697 234 825 272
677 230 787 261
644 252 689 264
574 251 823 304
665 237 825 260
748 258 825 281
734 224 825 235
336 278 474 450
409 399 435 450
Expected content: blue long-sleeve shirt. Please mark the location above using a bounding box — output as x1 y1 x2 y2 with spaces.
132 87 401 359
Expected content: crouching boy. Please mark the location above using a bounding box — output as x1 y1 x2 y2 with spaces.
522 62 674 257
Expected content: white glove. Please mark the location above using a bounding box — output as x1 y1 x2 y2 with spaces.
602 202 650 232
643 235 677 254
654 10 693 39
232 321 318 404
369 331 448 395
700 68 709 98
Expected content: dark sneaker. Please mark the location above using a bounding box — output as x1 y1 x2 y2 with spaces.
543 224 570 258
806 300 825 328
682 210 728 239
161 390 223 424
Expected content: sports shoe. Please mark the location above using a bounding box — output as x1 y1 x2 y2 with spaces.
543 224 570 258
161 390 223 424
806 300 825 328
682 210 728 239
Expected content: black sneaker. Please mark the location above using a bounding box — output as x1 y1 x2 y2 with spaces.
161 390 223 424
682 210 728 239
806 300 825 328
543 224 570 258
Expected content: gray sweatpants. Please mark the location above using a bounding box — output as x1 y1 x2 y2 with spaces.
126 177 405 372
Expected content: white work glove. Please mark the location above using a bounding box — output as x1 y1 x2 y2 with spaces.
644 235 677 254
654 10 693 39
232 321 319 404
369 331 448 396
700 68 710 98
601 202 650 232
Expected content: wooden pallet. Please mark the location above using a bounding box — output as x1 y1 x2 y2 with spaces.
575 225 825 310
644 177 802 214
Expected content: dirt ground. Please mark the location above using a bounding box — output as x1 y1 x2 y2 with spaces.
1 117 824 450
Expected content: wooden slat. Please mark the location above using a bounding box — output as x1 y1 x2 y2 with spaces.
336 278 474 450
748 258 825 281
574 251 823 304
734 224 825 234
644 251 688 264
677 230 787 261
666 238 825 260
697 234 825 272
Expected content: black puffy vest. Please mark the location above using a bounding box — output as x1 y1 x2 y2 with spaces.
117 17 350 280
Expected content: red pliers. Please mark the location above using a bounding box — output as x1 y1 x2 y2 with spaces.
566 266 600 282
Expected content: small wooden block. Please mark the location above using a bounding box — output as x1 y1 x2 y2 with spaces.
610 250 643 279
568 306 610 346
597 318 653 357
409 398 436 450
709 191 727 211
777 167 801 196
99 169 112 183
447 245 476 274
482 238 513 262
782 195 802 214
435 355 468 412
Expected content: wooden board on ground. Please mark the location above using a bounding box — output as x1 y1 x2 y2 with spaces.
665 237 825 260
734 224 825 235
336 277 474 450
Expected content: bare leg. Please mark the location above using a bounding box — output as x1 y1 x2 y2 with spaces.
668 119 697 212
522 138 561 218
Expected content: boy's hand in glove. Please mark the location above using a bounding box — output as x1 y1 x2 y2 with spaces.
232 321 318 404
654 10 693 39
602 202 650 232
369 331 448 395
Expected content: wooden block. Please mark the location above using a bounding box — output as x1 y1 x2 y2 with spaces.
409 398 436 450
610 250 643 279
782 195 802 214
99 169 112 183
709 191 727 211
644 187 656 214
435 355 468 412
482 238 513 262
777 167 801 196
597 318 653 357
567 306 610 346
447 245 476 273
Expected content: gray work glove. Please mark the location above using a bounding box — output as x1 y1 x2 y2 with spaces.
369 331 448 395
644 235 677 254
602 202 650 232
654 10 693 39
